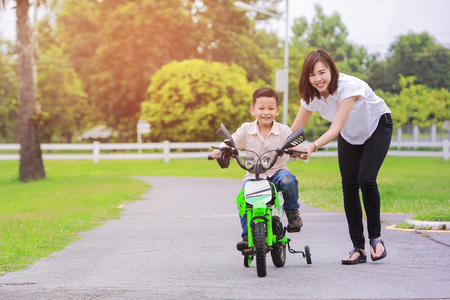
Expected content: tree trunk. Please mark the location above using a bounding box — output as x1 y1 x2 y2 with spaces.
16 0 46 181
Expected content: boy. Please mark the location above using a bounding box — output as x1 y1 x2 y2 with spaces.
210 87 303 250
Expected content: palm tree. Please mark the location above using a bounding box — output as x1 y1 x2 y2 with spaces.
1 0 46 181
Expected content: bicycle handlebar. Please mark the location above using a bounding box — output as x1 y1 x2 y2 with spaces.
285 149 308 155
207 146 308 172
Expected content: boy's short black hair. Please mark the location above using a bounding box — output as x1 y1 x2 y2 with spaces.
252 87 279 106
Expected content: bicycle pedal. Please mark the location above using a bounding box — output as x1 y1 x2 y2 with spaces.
241 248 254 256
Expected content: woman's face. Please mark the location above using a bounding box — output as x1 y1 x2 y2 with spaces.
309 61 332 98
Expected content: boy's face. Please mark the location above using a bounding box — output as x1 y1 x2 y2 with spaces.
251 96 280 128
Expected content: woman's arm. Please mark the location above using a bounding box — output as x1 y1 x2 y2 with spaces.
300 96 358 159
291 105 312 132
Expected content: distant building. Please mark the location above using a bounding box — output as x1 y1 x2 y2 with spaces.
77 125 118 142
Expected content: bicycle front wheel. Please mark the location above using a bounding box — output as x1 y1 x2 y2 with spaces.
254 222 267 277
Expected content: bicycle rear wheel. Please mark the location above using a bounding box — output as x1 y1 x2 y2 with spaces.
271 216 286 268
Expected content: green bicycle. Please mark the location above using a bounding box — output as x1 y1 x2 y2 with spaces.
209 124 312 277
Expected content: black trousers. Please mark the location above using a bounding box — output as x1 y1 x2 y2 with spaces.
337 113 393 249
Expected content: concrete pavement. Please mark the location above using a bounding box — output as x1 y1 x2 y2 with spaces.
0 176 449 299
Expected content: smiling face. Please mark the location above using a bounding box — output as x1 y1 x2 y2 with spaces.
251 96 280 129
309 61 332 98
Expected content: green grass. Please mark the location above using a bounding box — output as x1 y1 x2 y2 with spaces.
1 156 449 273
289 157 450 219
396 221 415 229
0 161 149 274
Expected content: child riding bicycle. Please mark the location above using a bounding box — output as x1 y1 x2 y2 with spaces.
210 87 304 251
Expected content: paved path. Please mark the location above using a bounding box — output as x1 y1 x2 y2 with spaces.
1 177 449 299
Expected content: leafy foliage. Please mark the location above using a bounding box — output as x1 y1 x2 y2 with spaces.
291 4 374 78
377 75 450 129
37 17 94 143
2 1 449 145
195 0 281 84
140 59 254 142
368 32 450 93
0 39 19 142
56 0 205 137
55 0 281 138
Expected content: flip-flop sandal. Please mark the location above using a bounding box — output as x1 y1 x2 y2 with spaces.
370 238 387 261
341 247 367 265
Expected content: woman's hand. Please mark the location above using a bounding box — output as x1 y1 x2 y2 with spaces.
291 145 313 160
298 143 316 160
290 146 303 158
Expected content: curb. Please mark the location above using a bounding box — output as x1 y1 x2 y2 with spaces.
405 219 450 231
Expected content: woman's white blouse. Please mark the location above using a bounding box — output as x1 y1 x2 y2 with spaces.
301 73 391 145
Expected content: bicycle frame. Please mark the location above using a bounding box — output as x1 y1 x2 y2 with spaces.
236 180 289 252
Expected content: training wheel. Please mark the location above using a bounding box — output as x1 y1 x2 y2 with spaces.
305 245 312 264
244 255 253 267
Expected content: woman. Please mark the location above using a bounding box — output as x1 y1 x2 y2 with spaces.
292 49 393 264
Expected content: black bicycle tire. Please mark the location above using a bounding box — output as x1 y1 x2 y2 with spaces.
305 245 312 264
271 216 286 267
254 222 267 277
244 255 252 267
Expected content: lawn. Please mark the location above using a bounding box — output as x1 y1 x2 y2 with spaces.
0 156 449 273
288 157 450 221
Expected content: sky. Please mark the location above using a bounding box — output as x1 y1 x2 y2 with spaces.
263 0 450 56
1 0 449 57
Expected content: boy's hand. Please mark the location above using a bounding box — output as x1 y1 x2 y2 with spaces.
290 146 303 158
210 149 220 159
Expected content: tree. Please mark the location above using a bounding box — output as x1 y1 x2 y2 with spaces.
37 17 94 143
197 0 282 84
377 75 450 129
140 59 254 142
56 0 281 138
0 39 20 142
291 4 374 78
56 0 210 139
0 0 49 181
368 32 450 93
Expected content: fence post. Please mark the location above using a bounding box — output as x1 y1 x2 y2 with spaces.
397 128 402 157
413 125 419 150
431 124 436 142
413 125 419 141
163 140 170 163
444 139 449 161
93 141 100 163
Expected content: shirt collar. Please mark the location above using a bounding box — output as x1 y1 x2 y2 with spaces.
248 120 281 136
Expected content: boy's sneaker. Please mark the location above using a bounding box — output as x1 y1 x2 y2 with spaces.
286 209 303 232
236 238 249 251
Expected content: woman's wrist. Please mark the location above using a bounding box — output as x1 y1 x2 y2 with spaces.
313 141 319 152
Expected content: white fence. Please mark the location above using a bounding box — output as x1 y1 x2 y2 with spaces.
1 139 449 162
311 140 449 160
0 141 221 163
